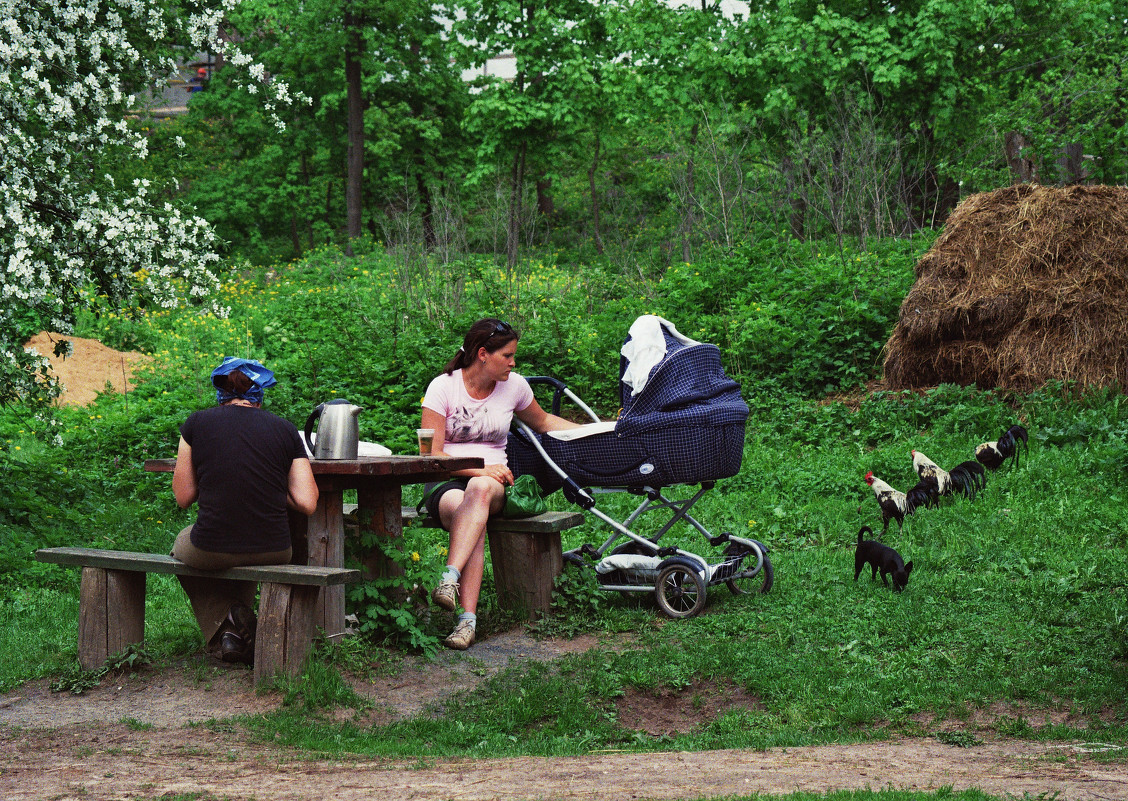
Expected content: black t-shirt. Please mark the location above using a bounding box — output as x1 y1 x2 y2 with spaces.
180 405 307 553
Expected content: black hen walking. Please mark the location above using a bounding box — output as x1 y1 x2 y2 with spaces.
864 471 939 536
975 424 1029 470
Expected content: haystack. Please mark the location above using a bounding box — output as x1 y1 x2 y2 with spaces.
883 184 1128 392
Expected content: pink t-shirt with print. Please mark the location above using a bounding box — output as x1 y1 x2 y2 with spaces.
422 370 534 466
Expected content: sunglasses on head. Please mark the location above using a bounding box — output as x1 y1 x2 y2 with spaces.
485 321 513 340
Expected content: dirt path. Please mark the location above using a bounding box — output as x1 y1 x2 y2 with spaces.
1 725 1126 801
2 630 1126 800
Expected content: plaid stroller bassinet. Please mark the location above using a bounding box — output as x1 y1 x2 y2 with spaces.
507 319 749 492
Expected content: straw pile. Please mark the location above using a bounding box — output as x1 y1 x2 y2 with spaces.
883 184 1128 392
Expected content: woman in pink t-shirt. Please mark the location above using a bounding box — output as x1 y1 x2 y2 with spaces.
421 318 579 649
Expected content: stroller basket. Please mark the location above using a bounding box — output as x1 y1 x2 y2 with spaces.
597 566 660 588
709 555 747 583
596 552 747 588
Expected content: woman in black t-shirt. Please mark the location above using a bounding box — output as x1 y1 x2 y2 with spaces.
171 358 318 665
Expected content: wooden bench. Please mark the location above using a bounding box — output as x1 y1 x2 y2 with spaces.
346 505 586 620
35 547 361 684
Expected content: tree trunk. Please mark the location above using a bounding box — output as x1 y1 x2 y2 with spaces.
507 142 527 270
1004 131 1039 184
301 151 313 250
408 40 436 252
344 11 364 256
535 178 554 216
588 137 604 256
1056 143 1087 185
682 122 698 263
417 172 436 251
781 155 807 240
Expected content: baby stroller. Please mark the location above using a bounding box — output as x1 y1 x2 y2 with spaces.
507 316 773 618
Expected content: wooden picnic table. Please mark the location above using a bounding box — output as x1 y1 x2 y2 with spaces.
144 454 482 637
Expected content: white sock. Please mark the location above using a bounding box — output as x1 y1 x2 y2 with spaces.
458 612 476 629
442 565 461 583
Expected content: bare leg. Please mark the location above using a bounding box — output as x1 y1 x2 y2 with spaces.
458 529 488 615
438 477 505 615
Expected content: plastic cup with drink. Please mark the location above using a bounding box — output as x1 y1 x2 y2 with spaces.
416 428 434 455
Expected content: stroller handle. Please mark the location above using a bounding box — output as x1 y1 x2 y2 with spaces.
525 376 601 423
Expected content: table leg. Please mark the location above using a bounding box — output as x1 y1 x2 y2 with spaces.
255 581 319 684
357 484 406 599
305 489 344 638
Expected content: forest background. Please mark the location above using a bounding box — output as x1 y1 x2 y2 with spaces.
1 0 1128 758
139 0 1128 268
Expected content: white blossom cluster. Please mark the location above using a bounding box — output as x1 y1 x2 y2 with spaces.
0 0 297 405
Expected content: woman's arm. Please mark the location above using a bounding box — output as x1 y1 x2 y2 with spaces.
515 398 584 434
287 458 319 516
172 437 198 508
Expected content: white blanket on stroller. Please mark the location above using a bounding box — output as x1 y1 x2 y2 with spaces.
546 420 617 440
620 315 699 397
595 554 663 575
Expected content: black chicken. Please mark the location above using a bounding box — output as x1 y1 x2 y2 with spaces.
975 424 1029 470
864 471 939 536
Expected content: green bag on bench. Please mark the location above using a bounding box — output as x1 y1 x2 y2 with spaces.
503 474 547 518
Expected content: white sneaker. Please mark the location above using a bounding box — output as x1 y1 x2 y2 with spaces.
443 619 475 650
431 579 459 611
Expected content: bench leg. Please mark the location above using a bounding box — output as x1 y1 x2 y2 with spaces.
254 582 320 684
78 567 145 671
487 529 563 621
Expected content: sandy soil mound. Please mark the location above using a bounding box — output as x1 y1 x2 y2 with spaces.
23 331 151 406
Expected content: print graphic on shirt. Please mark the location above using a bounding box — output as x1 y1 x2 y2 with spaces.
447 404 509 445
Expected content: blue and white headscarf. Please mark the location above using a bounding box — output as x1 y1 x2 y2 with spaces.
211 357 277 404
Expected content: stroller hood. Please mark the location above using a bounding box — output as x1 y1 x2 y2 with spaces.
508 316 748 490
615 318 748 438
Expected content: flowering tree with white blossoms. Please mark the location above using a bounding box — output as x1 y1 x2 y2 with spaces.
0 0 298 406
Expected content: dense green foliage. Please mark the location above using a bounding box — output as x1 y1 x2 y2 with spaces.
2 242 1127 762
129 0 1128 268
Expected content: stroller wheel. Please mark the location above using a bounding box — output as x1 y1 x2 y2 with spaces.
727 553 774 596
655 564 706 618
